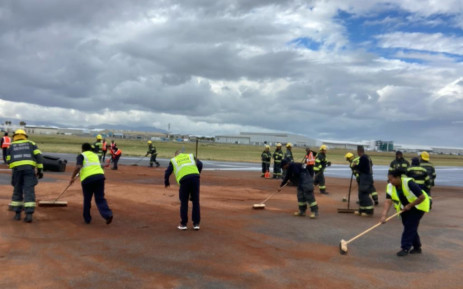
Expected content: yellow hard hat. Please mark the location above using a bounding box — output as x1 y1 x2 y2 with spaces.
345 152 354 160
320 144 327 151
96 134 102 140
286 143 292 148
420 151 430 161
276 143 282 147
14 129 27 136
265 145 270 149
147 140 152 144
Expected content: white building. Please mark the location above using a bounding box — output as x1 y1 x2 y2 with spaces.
215 132 320 147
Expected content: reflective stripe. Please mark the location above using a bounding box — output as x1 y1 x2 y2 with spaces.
24 202 36 208
10 201 24 207
371 192 378 196
319 186 326 189
298 202 306 206
309 201 318 207
9 160 37 168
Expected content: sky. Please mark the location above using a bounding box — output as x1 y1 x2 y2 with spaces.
0 0 462 147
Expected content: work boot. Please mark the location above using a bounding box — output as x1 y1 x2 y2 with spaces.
14 212 21 221
106 216 113 225
24 213 33 223
177 224 188 230
409 247 422 254
396 249 409 257
156 162 160 168
293 211 306 217
309 211 319 219
320 190 329 195
374 201 379 206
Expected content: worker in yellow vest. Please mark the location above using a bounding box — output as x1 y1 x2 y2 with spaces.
7 129 43 223
164 150 203 230
381 169 430 257
1 132 11 163
70 143 113 225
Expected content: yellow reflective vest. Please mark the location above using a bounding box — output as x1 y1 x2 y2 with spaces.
171 153 199 184
80 151 104 181
386 177 430 213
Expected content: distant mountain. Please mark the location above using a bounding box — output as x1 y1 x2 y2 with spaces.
0 117 167 134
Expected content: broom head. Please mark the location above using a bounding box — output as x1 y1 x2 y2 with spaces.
337 208 356 214
339 239 348 255
38 201 68 207
252 203 266 209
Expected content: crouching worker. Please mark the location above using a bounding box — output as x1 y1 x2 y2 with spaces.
381 169 430 257
7 129 44 223
165 150 203 231
70 143 113 225
279 158 319 219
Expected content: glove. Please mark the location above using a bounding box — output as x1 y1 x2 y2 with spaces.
327 161 332 167
37 169 43 179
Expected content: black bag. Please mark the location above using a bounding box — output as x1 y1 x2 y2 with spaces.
43 155 67 172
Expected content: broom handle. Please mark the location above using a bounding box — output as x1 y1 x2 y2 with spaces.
346 210 403 244
53 173 79 202
260 182 288 204
347 173 353 209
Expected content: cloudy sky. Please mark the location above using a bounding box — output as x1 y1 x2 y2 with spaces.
1 0 462 146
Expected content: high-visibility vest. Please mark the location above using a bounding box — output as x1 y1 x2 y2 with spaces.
102 141 107 151
80 151 104 181
306 151 315 166
386 177 430 213
170 153 199 184
1 136 11 148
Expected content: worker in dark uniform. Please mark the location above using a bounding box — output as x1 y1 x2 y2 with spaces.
353 145 375 216
92 134 103 161
110 145 122 170
165 151 203 230
389 151 410 176
101 138 108 162
261 145 271 177
303 147 316 176
346 151 379 205
272 143 284 179
1 132 11 163
70 143 113 225
6 129 44 223
279 158 318 219
381 169 430 256
407 157 430 193
313 145 331 195
146 140 160 167
284 143 294 162
419 151 436 196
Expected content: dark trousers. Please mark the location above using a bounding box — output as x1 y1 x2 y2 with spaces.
11 168 37 214
297 187 318 213
179 175 200 226
314 172 326 191
82 179 112 223
358 174 374 214
102 150 107 162
261 162 270 175
2 147 7 163
273 162 281 178
150 154 160 167
400 208 424 251
112 155 120 170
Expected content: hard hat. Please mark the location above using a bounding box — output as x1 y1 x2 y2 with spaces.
96 134 102 140
147 140 152 144
320 144 327 151
420 151 430 161
345 152 354 160
265 145 270 149
276 143 282 147
286 143 292 148
14 129 27 136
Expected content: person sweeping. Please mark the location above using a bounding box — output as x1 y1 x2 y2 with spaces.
381 169 430 257
279 158 318 219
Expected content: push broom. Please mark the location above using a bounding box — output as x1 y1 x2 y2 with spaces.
339 210 403 255
38 174 78 207
337 173 356 213
252 183 287 209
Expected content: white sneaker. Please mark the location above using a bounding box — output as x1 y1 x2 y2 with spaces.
177 224 187 230
193 225 200 231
